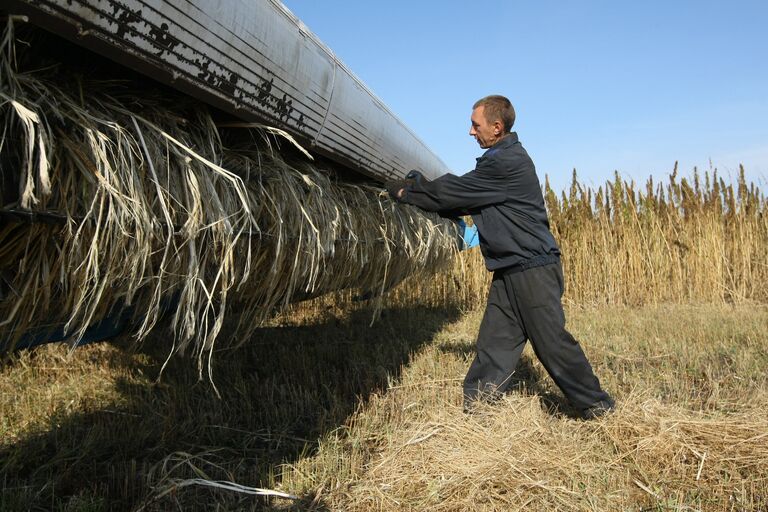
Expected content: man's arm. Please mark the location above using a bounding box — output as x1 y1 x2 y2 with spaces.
396 160 507 213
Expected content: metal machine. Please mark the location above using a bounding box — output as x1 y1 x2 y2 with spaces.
1 0 471 350
4 0 450 182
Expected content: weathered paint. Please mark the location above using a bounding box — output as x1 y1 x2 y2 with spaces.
5 0 451 182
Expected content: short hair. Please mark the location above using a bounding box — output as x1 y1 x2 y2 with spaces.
473 95 516 132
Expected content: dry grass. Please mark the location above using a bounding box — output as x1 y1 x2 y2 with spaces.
452 167 768 311
278 304 768 511
545 168 768 306
1 17 767 512
0 297 465 511
0 22 459 370
1 303 766 511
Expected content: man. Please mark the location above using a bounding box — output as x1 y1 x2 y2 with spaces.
389 95 614 419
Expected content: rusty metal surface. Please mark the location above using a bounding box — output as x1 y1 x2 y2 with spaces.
4 0 450 182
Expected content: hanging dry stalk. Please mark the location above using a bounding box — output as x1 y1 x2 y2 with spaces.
0 21 459 378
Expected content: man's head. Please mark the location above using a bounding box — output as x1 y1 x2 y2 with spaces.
469 95 516 149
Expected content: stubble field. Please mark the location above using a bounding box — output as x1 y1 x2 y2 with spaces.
1 298 766 511
2 170 767 511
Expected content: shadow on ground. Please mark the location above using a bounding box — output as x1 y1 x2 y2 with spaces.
1 305 459 511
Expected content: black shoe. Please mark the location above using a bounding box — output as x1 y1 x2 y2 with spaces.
463 400 480 415
581 399 615 420
463 389 504 414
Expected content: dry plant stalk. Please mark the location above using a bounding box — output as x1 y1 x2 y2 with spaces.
276 304 768 511
453 168 768 309
545 168 768 306
366 148 768 312
0 22 459 375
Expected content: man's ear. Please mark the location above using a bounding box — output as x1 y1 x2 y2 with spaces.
493 120 504 135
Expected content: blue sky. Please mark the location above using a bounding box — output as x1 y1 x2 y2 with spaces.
283 1 768 193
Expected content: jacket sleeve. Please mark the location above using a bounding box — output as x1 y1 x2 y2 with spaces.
400 159 507 212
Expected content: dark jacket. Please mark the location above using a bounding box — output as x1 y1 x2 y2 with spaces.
400 132 560 271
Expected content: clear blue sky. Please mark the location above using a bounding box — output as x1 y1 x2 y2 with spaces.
283 1 768 193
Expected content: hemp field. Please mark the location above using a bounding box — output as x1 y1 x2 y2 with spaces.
2 170 767 511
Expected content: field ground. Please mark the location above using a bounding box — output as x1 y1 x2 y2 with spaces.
1 302 767 511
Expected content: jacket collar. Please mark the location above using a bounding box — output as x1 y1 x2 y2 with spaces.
493 132 518 148
480 132 518 158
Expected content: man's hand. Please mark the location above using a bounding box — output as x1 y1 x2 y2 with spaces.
385 179 407 201
385 170 427 202
405 170 425 183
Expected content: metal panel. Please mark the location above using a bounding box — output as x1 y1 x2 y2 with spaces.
4 0 450 182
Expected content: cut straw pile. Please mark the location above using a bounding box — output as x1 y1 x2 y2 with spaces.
311 394 768 511
0 22 458 371
276 305 768 511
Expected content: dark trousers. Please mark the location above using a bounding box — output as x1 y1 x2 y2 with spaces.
463 262 612 412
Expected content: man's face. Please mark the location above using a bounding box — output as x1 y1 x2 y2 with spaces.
469 106 503 149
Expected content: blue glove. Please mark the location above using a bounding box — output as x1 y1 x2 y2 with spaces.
456 219 479 250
